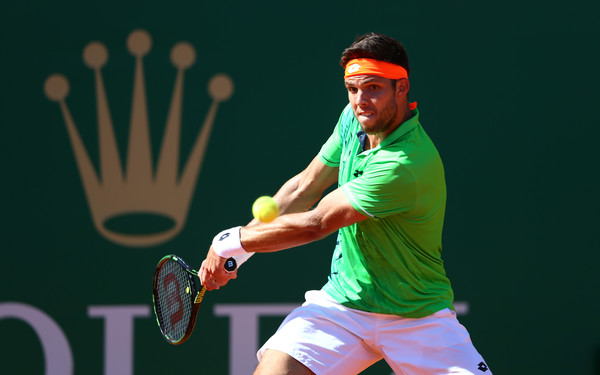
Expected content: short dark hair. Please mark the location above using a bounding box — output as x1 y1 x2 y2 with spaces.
340 33 410 75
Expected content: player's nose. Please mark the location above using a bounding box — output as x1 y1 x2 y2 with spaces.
356 90 370 106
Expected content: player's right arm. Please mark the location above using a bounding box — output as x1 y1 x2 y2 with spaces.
201 115 344 290
255 155 338 219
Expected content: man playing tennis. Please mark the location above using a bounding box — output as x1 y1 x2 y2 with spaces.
200 33 492 375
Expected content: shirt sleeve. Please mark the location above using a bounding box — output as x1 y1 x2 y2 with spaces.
342 157 417 219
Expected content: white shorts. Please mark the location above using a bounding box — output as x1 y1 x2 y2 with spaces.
257 290 491 375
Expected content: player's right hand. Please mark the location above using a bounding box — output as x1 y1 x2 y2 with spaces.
198 246 238 290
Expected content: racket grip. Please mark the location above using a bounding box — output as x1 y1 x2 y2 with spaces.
224 252 255 272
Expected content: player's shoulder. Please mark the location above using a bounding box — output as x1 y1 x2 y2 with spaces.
375 132 439 171
341 103 353 115
336 104 359 136
339 103 356 124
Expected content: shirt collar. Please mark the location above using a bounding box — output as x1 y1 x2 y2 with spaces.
356 108 420 152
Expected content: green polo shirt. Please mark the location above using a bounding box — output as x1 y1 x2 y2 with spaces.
319 104 454 318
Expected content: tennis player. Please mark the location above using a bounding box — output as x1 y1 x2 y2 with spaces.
200 33 492 375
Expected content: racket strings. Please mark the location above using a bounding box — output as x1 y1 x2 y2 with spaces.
155 260 194 342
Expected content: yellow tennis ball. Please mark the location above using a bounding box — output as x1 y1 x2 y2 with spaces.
252 196 279 223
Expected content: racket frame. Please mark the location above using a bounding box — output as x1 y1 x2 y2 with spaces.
152 252 253 345
152 254 204 345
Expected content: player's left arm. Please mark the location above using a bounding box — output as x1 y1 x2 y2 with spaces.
240 186 366 253
200 187 367 289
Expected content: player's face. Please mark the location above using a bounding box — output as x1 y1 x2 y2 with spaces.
345 75 403 135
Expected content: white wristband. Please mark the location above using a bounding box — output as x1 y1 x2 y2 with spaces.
212 226 246 258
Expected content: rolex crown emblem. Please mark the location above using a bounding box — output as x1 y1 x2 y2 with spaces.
44 29 233 247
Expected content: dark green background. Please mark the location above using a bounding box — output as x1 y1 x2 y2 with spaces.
1 1 599 374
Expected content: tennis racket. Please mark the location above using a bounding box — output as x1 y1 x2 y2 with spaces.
152 252 254 344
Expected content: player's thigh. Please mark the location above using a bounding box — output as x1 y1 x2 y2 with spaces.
257 291 382 374
380 309 491 375
254 349 314 375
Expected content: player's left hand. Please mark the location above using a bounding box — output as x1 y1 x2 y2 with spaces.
199 246 238 290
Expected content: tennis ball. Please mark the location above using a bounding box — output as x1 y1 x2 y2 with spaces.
252 196 279 223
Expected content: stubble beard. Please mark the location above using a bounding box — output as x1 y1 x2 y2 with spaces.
359 100 398 135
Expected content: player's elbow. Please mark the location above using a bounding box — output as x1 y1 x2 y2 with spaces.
301 211 337 242
289 182 323 212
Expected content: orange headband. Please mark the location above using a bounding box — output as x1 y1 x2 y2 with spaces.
344 58 408 80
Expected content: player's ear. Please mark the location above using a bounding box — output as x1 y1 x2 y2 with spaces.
395 78 409 97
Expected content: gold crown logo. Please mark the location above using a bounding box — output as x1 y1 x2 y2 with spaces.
44 29 233 247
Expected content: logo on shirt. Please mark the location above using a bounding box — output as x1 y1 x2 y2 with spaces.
353 170 363 178
477 362 489 372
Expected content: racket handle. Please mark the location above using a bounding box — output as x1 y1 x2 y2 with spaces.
224 252 255 272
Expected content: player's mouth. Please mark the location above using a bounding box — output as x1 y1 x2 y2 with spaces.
358 111 375 119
